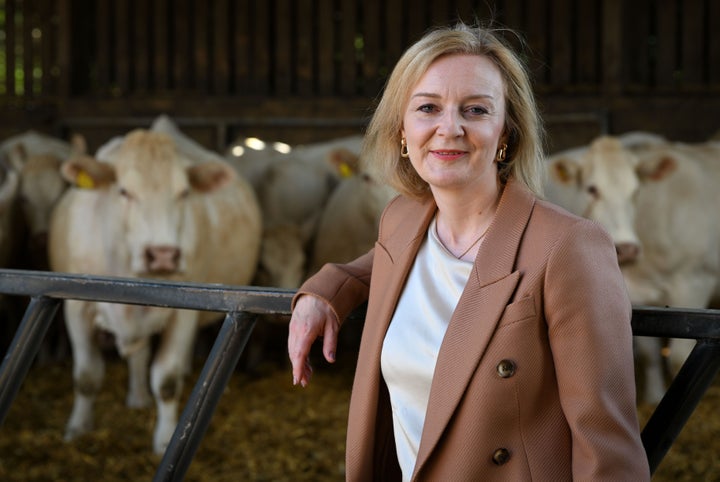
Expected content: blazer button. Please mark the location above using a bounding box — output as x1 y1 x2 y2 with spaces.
492 448 511 465
496 359 516 378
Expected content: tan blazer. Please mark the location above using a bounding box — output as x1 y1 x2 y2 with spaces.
297 178 650 481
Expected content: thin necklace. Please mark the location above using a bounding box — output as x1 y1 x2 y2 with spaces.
456 225 490 259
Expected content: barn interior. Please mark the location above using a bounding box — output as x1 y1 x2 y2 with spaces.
0 1 719 480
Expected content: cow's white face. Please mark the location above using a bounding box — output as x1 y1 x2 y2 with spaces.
578 139 642 257
547 137 642 264
102 132 195 276
115 152 192 276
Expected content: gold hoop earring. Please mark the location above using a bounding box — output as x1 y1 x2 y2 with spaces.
400 138 409 158
496 143 507 162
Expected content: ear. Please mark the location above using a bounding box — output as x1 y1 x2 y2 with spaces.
636 155 677 182
70 133 88 155
187 160 236 192
548 158 580 185
61 154 117 188
328 147 359 178
7 143 28 172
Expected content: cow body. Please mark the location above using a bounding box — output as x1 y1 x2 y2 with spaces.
0 156 22 352
0 156 20 268
308 169 397 275
0 131 78 271
232 135 363 288
546 135 720 403
49 129 262 453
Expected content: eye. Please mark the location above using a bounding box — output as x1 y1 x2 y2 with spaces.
418 104 437 113
587 185 600 199
118 186 133 200
179 188 191 199
466 105 489 116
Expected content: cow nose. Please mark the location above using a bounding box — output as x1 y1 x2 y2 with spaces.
145 245 181 273
616 242 640 265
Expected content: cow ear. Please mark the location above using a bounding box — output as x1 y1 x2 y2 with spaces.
69 133 88 155
636 155 676 182
7 143 28 172
187 160 236 192
61 155 116 189
548 158 580 185
328 148 359 178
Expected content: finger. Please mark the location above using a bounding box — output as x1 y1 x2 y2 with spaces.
322 319 339 363
299 359 313 387
288 324 314 385
289 343 311 386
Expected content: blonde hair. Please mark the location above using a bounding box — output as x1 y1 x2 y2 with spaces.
362 22 546 199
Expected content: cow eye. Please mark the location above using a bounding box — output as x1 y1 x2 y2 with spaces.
179 188 191 199
118 187 133 200
587 185 600 198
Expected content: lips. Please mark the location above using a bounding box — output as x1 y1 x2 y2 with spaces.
431 149 466 160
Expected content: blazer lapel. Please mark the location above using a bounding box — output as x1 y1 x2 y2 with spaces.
362 197 438 348
413 179 536 476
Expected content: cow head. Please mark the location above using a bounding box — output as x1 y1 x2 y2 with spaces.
547 136 676 265
60 129 236 277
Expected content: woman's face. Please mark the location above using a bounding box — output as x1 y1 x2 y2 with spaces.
402 54 507 194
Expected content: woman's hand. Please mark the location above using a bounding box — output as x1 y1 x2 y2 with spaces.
288 294 340 387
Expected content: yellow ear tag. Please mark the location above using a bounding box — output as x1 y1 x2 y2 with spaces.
338 162 353 178
76 170 95 189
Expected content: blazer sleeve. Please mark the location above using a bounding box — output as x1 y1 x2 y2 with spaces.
292 249 374 325
543 219 650 480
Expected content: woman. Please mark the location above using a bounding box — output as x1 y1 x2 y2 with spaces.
288 23 650 481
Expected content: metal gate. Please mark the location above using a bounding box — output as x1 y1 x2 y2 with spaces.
1 268 719 480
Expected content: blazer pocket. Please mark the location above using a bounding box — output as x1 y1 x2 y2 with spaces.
499 295 536 326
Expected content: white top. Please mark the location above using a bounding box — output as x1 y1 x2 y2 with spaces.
380 216 473 480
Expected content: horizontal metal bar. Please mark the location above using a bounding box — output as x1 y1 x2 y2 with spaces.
0 269 294 315
3 270 720 334
0 268 370 320
631 305 720 339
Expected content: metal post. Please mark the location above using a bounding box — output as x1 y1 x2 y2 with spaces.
0 296 61 425
154 311 258 482
640 340 720 473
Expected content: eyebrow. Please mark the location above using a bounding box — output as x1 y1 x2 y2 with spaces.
410 92 495 101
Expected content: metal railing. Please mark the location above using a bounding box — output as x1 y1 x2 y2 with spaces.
1 268 719 480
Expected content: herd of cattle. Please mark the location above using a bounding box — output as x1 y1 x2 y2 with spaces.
0 114 718 454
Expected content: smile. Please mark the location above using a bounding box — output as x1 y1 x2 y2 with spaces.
431 150 466 159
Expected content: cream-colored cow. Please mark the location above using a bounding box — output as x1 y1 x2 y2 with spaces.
0 131 79 268
0 154 20 268
228 134 363 289
308 163 397 276
546 135 720 403
49 129 262 454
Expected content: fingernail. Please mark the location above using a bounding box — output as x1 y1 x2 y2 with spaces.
293 376 297 386
328 351 336 362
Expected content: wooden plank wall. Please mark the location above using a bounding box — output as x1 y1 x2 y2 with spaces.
0 0 718 150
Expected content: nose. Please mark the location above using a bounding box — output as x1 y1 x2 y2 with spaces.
615 242 641 265
145 245 181 274
437 110 464 137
